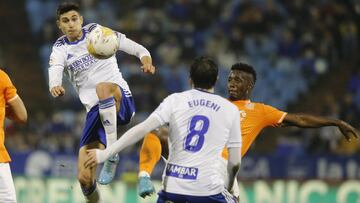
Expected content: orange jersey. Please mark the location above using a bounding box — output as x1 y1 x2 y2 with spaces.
0 70 17 163
221 100 287 159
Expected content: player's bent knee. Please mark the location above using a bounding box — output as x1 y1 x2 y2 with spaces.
96 82 119 99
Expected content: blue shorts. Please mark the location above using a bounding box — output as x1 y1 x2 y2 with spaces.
79 87 135 148
157 190 238 203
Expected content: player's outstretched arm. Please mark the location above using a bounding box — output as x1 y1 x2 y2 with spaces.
85 115 162 168
282 114 359 141
6 96 27 124
117 33 155 74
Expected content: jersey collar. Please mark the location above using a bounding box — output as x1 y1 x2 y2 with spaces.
230 99 251 105
194 88 215 94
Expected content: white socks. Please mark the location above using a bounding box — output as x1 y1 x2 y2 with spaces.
99 97 117 147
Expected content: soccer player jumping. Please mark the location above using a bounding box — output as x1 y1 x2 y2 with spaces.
48 2 155 203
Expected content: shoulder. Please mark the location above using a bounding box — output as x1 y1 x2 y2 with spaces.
161 91 189 106
215 95 237 108
252 102 266 108
0 69 9 79
254 102 286 114
53 35 67 47
209 94 238 115
241 101 268 109
0 69 11 86
83 23 98 32
256 102 275 110
164 92 181 102
171 90 191 98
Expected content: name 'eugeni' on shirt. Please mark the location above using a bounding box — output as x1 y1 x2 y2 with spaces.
68 54 98 73
187 99 221 112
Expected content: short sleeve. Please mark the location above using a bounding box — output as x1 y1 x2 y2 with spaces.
150 95 173 125
0 70 17 102
262 104 287 127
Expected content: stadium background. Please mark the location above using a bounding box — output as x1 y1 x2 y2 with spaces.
0 0 360 202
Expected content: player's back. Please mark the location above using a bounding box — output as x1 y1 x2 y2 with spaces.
156 89 239 196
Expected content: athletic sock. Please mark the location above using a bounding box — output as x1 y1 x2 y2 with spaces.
99 97 117 147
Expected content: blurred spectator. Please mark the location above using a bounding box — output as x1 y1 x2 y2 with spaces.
80 0 117 27
278 29 300 58
348 69 360 94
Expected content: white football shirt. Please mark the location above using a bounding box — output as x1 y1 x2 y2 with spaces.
48 23 150 111
150 89 242 196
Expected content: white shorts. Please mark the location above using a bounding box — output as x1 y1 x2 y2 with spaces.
0 163 17 203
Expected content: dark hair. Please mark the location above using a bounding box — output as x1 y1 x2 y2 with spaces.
231 63 257 83
190 56 218 89
56 2 80 19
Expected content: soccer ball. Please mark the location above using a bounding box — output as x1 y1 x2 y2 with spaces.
86 25 119 59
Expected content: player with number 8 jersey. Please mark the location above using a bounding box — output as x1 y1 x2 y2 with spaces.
85 57 242 203
154 89 240 197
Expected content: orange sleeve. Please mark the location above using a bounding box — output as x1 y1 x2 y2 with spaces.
0 70 17 102
139 133 162 175
262 104 287 127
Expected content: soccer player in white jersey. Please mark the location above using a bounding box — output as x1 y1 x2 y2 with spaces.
85 57 242 203
48 2 155 203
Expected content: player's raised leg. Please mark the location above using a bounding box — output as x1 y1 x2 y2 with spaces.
96 82 119 146
96 82 121 185
78 142 104 203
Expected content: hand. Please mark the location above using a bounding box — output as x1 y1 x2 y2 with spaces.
141 63 155 74
84 149 99 168
50 86 65 97
337 121 359 141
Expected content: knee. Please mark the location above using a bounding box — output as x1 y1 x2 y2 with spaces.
96 83 114 100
